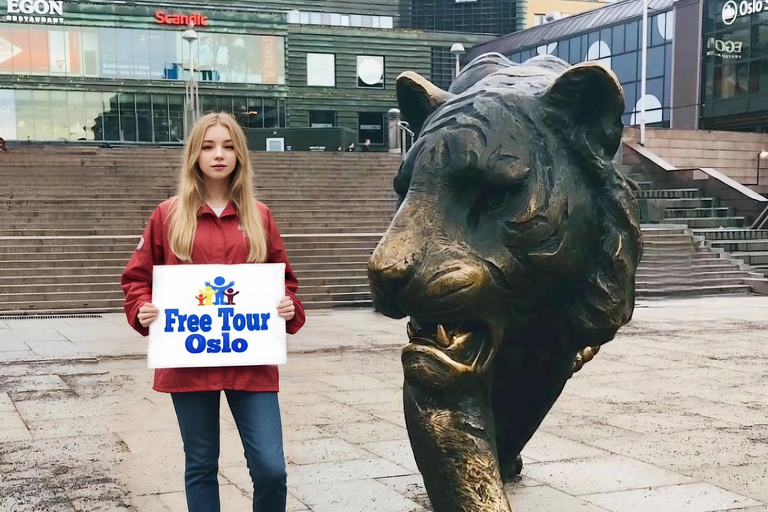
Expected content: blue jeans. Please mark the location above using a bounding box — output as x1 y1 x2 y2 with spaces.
171 391 287 512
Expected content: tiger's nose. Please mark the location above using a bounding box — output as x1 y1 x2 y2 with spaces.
368 231 417 319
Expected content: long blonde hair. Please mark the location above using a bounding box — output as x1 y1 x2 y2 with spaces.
168 112 267 263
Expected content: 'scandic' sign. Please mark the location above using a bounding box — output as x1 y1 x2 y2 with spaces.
722 0 766 25
155 10 209 26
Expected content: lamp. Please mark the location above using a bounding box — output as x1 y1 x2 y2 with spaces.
450 43 465 79
182 22 200 140
755 150 768 186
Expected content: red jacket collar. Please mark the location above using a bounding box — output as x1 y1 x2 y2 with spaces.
198 202 237 218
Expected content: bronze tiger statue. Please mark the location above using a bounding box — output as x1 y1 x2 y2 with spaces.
368 54 642 512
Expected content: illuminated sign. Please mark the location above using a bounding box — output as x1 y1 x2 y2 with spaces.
706 37 744 59
155 10 209 26
721 0 766 25
5 0 64 24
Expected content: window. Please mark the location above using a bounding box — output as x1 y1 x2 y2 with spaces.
358 112 385 143
306 53 336 87
357 55 385 88
309 110 336 128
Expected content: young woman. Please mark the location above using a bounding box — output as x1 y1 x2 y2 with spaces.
121 112 305 512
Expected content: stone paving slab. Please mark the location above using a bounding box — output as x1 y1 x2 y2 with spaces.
1 296 768 511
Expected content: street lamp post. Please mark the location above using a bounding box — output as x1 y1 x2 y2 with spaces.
640 0 648 146
450 43 465 80
183 23 200 140
754 150 768 186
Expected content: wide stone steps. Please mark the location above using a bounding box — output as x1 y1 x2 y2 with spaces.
3 147 767 313
629 165 768 284
665 217 746 229
636 284 752 298
664 207 730 219
710 239 768 252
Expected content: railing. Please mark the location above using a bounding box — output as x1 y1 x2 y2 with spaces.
624 141 768 229
397 121 415 159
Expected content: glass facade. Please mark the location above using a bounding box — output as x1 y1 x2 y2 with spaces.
407 0 520 35
0 89 286 142
358 112 386 143
0 25 285 84
701 0 768 129
506 10 675 127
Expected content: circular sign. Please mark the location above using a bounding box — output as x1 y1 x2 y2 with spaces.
358 58 383 86
722 0 738 25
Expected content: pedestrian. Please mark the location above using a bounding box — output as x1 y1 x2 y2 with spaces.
0 137 7 152
121 112 305 512
346 142 356 152
361 138 371 152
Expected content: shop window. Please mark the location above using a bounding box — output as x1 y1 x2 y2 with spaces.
246 98 263 129
568 37 580 63
612 25 625 54
612 52 637 84
233 97 248 129
66 91 87 141
50 91 68 141
306 53 336 87
136 94 152 143
357 56 385 88
625 21 639 52
0 90 18 140
119 93 137 142
358 112 385 144
168 95 184 142
714 63 750 99
152 94 170 142
263 98 279 128
309 110 336 128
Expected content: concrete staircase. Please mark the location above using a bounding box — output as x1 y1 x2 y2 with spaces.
633 181 768 297
0 147 399 313
2 145 765 314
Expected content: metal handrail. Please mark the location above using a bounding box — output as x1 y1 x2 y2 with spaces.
397 121 415 159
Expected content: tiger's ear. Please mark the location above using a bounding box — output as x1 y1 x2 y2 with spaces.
544 62 625 157
397 71 454 137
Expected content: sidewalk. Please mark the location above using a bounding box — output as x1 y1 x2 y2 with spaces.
1 297 768 511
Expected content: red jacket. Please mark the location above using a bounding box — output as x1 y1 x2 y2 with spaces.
121 199 306 393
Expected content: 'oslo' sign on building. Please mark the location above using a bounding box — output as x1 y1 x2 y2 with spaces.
722 0 767 24
148 264 287 369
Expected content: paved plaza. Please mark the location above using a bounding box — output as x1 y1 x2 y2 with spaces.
1 296 768 512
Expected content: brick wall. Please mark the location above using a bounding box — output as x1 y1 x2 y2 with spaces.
622 127 768 187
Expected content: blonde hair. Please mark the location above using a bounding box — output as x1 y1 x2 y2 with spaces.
168 112 267 263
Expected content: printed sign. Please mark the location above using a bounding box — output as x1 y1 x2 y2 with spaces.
148 263 287 369
5 0 64 24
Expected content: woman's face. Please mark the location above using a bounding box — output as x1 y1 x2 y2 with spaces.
198 124 237 183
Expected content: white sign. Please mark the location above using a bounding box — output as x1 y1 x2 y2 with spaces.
0 36 22 65
148 263 287 369
706 37 744 58
721 0 766 25
5 0 64 24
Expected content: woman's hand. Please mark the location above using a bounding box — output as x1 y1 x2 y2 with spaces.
277 296 295 321
138 302 159 327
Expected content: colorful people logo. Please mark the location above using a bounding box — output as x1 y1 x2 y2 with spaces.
196 276 238 306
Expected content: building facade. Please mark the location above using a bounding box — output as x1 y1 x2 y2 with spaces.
465 0 768 133
526 0 614 29
0 0 497 145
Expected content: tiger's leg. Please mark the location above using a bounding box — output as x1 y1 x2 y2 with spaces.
402 341 512 512
492 344 577 482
